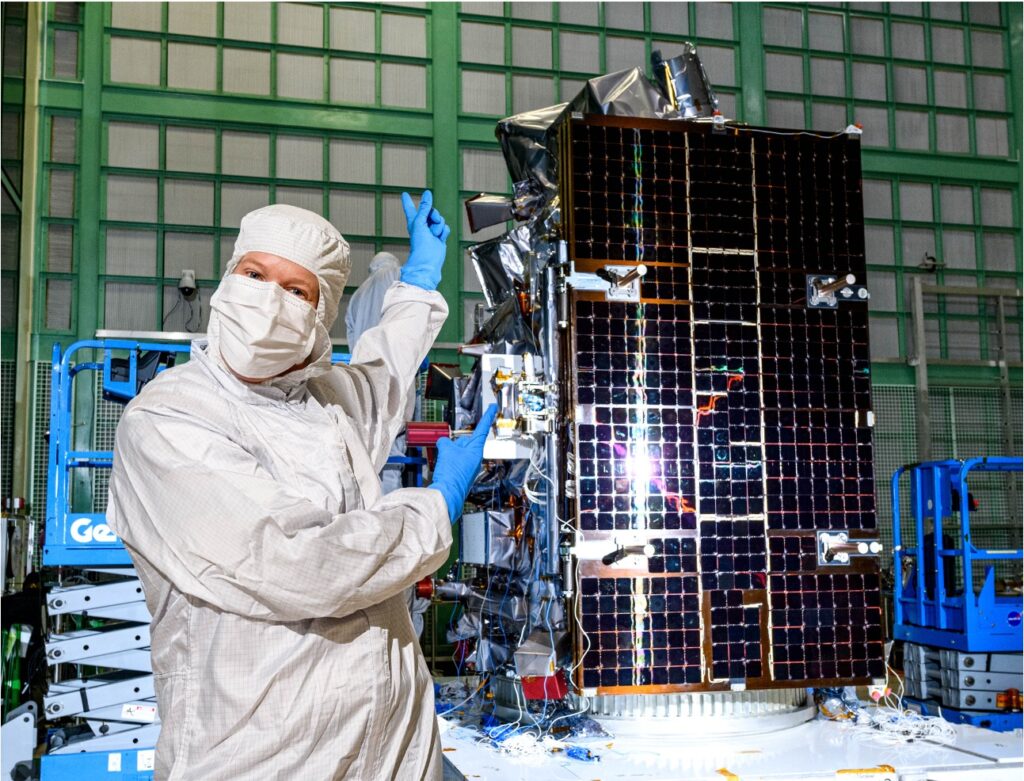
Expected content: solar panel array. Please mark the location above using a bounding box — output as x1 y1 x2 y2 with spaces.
564 116 884 694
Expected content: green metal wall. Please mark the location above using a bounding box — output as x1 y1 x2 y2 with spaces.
1 1 1022 505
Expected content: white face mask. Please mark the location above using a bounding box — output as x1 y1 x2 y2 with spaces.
210 274 318 381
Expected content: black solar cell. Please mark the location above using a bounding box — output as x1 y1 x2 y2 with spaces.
565 116 884 694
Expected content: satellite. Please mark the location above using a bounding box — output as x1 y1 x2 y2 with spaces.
446 58 884 728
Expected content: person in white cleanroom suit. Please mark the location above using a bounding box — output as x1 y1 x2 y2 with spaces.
346 251 432 638
108 196 495 780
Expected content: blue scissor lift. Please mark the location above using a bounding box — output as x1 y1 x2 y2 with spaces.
40 339 427 780
892 457 1023 732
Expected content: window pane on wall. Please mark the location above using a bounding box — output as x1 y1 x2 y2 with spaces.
106 175 156 222
902 227 935 267
47 223 74 272
894 110 928 150
104 282 156 331
765 53 803 92
278 53 324 101
850 17 883 55
980 189 1013 227
935 114 968 154
695 2 733 39
382 143 427 187
605 2 645 31
810 57 845 96
763 7 802 47
560 31 600 73
275 186 322 213
107 122 159 169
930 2 961 22
162 284 210 332
330 58 375 104
165 232 216 280
50 115 77 163
893 66 926 104
168 2 217 37
766 98 804 129
931 26 964 64
511 2 552 22
52 29 78 79
933 70 966 108
560 2 599 26
941 229 976 270
969 3 1001 24
982 234 1016 273
855 105 889 147
222 131 270 177
862 180 893 219
899 182 932 222
939 185 973 226
864 225 895 265
651 2 689 36
342 241 377 288
110 37 161 86
49 170 76 217
278 3 323 47
277 135 324 181
853 61 886 100
892 22 926 60
976 117 1009 157
220 183 270 228
868 318 900 359
512 74 553 114
947 320 980 360
223 48 271 95
1 277 14 329
812 102 846 131
381 63 427 108
381 192 407 236
512 27 551 69
165 179 215 226
808 12 845 53
462 148 508 193
560 78 585 102
166 127 216 173
462 70 506 115
329 139 375 184
329 190 376 237
167 43 217 91
382 13 426 58
462 22 505 65
696 45 735 86
105 228 157 276
330 7 375 52
605 36 645 74
45 279 73 331
224 2 271 42
868 270 896 311
970 30 1004 69
462 2 505 16
111 3 162 31
973 74 1006 112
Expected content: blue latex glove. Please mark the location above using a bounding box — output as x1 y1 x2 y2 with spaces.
400 190 451 291
431 404 498 523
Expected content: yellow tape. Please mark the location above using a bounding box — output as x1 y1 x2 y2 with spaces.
835 765 896 780
716 770 740 781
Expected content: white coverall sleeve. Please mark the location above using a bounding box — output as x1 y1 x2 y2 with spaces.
326 282 447 472
108 403 451 622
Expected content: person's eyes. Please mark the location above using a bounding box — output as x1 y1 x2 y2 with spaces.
245 269 263 281
288 287 308 300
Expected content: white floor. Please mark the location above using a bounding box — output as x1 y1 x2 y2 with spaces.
440 714 1023 780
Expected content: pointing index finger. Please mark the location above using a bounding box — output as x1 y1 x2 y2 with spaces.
473 404 498 441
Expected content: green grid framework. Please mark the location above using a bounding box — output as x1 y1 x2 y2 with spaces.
1 1 1021 380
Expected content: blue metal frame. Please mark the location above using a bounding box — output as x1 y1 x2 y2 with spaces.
41 749 157 780
43 339 421 565
43 340 191 566
905 695 1023 733
892 457 1024 653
